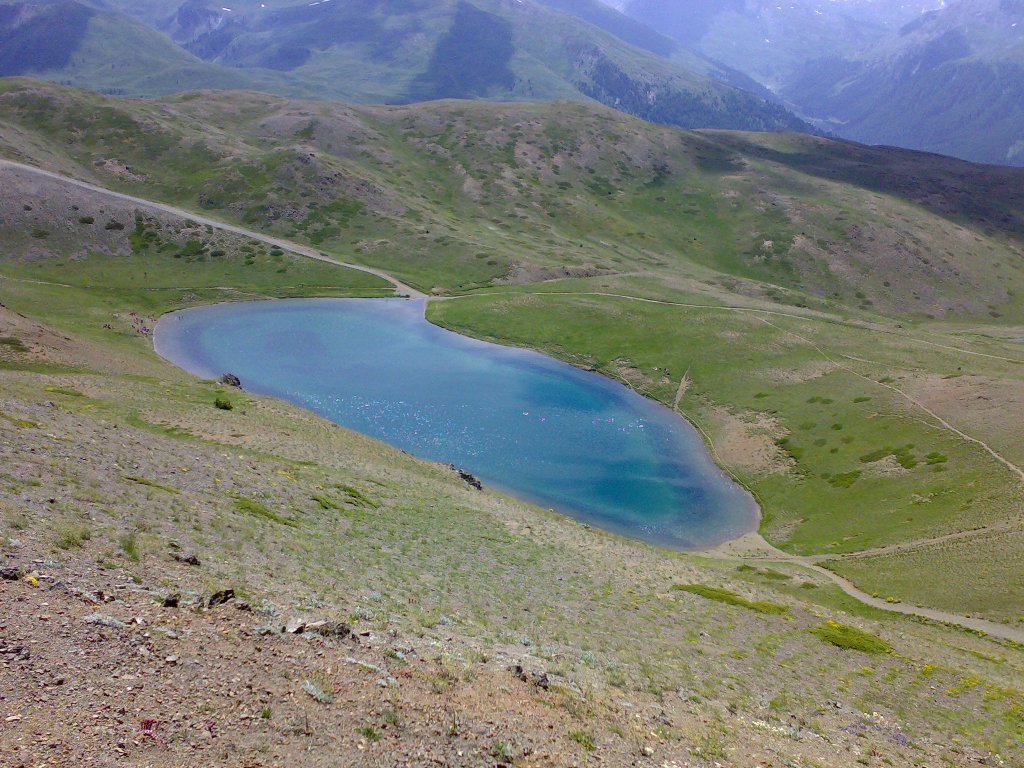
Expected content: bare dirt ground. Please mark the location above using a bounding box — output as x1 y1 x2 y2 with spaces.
903 372 1024 467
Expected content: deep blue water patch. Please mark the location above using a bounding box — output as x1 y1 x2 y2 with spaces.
155 298 758 549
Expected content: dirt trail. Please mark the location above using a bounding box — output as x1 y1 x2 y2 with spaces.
705 531 1024 643
821 520 1023 562
0 159 426 299
803 565 1024 643
749 314 1024 485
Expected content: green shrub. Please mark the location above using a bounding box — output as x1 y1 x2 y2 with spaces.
78 215 94 224
828 471 861 488
672 584 789 615
233 496 294 526
214 396 233 411
568 730 595 751
119 532 141 562
53 520 92 549
123 475 178 494
811 621 891 654
860 447 893 463
311 493 343 511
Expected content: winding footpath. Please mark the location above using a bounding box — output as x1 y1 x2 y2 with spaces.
5 158 1022 644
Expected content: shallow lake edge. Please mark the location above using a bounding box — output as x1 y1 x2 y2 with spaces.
153 296 762 552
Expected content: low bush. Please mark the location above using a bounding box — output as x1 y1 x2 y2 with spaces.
811 620 891 654
672 584 789 615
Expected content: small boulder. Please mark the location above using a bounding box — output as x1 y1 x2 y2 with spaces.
448 464 483 490
308 620 351 639
284 617 306 634
162 593 180 609
205 589 235 609
219 373 242 388
511 663 549 690
84 614 127 629
1 566 24 581
171 552 201 566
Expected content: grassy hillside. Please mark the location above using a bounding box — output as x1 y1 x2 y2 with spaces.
1 79 1022 317
1 78 1023 621
1 152 1023 768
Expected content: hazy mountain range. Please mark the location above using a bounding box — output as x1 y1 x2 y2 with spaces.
0 0 811 133
0 0 1021 164
606 0 1024 165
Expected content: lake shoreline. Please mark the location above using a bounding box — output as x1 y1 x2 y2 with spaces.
154 296 761 552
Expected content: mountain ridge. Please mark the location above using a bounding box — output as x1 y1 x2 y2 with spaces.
610 0 1024 165
0 0 815 134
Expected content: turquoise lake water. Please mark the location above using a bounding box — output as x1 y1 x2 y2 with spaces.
154 298 758 549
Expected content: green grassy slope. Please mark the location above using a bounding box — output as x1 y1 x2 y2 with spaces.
2 78 1023 619
1 160 1023 765
1 79 1022 318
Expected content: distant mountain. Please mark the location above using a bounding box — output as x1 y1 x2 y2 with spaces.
155 0 812 130
533 0 780 99
783 0 1024 165
614 0 946 89
0 0 314 97
0 0 813 133
611 0 1024 165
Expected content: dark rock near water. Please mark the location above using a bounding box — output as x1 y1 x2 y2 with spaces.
219 372 242 388
448 464 483 490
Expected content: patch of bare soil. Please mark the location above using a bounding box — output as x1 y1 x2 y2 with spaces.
96 159 149 183
756 361 838 385
0 306 77 367
904 373 1024 466
707 406 790 476
0 569 609 768
862 455 910 478
496 263 616 285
